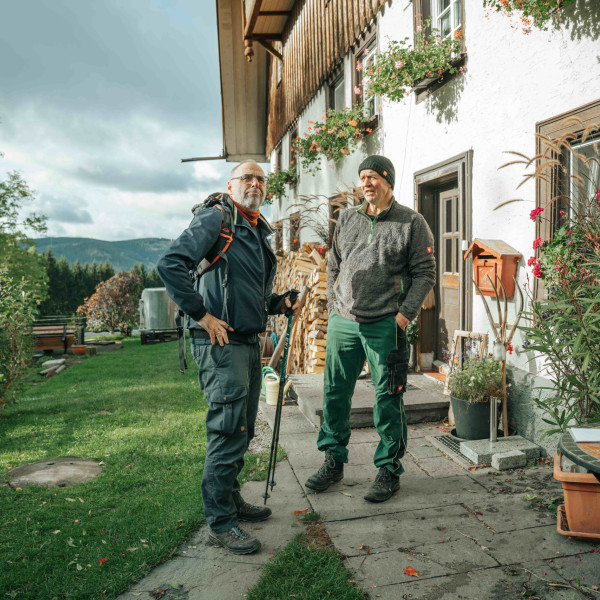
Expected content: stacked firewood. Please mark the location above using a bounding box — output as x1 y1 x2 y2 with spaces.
271 242 329 374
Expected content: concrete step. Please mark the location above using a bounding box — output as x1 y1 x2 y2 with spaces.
292 372 449 430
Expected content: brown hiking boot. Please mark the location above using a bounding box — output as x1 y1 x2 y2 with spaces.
233 492 272 523
208 526 261 554
305 453 344 492
364 467 400 503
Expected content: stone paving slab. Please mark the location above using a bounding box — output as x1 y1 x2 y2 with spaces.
407 441 445 460
348 427 381 444
371 563 585 600
326 504 492 555
117 460 305 600
466 464 563 495
545 553 600 592
347 536 500 589
480 524 600 565
259 401 318 435
460 491 558 533
416 456 469 478
460 436 541 465
302 475 489 523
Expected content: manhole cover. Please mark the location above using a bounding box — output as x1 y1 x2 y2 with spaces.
8 457 103 488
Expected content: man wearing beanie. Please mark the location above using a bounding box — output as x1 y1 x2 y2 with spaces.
158 160 299 554
305 154 436 503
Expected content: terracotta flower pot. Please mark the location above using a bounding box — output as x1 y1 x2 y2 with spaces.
72 345 86 355
553 452 600 536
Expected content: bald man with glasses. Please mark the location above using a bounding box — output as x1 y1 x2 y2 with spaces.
158 160 298 554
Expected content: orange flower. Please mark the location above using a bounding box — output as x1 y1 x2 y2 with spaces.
366 128 372 133
308 120 314 124
349 119 358 127
340 148 349 154
454 29 463 39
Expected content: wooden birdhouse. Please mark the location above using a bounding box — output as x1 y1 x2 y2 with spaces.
464 239 521 298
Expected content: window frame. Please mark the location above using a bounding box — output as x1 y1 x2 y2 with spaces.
352 26 379 128
412 0 466 103
535 99 600 298
289 211 301 252
327 65 345 113
289 126 298 186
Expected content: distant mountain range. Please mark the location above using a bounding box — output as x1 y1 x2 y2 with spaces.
33 237 173 272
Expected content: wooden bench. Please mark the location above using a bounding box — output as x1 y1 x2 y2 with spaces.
33 317 86 354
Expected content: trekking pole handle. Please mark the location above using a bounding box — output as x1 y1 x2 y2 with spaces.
284 289 299 317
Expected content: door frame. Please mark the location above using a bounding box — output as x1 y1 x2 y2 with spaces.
414 151 473 365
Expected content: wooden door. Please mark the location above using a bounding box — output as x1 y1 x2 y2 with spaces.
437 188 460 360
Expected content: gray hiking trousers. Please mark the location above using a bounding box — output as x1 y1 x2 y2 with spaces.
192 341 262 532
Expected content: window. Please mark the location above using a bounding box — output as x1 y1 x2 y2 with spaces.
328 68 345 112
354 32 378 121
274 220 283 252
289 211 300 251
432 0 462 40
412 0 465 102
289 127 298 184
535 99 600 296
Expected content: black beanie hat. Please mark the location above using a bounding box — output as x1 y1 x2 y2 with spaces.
358 155 395 189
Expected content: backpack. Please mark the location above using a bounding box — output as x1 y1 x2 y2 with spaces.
177 192 238 374
191 192 238 280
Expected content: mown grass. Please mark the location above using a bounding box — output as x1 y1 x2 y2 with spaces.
247 520 366 600
0 338 277 599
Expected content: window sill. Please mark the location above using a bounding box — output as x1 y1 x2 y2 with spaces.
362 114 379 134
413 53 467 103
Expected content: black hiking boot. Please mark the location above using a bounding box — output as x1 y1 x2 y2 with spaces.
364 467 400 503
233 492 272 523
208 526 261 554
305 453 344 492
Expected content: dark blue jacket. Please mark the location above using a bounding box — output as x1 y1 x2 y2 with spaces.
157 200 285 335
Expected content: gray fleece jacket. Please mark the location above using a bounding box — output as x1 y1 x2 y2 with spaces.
327 198 436 323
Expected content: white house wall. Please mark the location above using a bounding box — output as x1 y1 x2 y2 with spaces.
269 1 600 390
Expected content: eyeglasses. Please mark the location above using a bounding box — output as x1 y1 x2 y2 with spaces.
231 174 267 185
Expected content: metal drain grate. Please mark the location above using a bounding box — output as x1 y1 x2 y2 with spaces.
433 435 475 464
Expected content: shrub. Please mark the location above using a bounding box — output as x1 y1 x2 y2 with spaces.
0 271 36 414
77 272 143 336
511 122 600 435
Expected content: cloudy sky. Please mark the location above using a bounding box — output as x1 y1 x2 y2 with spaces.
1 0 268 241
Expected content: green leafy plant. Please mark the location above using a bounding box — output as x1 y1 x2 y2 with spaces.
483 0 575 32
265 167 297 204
368 20 463 103
516 132 600 436
293 106 369 175
447 357 503 403
0 270 36 414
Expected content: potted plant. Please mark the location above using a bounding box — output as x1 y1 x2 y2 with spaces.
447 357 502 440
367 19 463 103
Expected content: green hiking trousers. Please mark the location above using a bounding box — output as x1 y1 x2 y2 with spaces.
317 312 408 475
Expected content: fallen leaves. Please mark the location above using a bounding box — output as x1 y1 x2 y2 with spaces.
404 566 419 577
293 508 310 515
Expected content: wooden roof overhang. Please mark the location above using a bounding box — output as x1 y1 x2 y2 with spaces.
243 0 295 60
216 0 294 162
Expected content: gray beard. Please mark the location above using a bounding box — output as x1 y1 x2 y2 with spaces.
238 191 262 212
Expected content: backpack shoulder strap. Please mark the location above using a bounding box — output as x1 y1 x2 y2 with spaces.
191 193 237 280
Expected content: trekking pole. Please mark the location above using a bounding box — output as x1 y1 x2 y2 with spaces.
263 291 298 504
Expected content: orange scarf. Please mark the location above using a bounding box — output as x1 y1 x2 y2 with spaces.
232 200 260 227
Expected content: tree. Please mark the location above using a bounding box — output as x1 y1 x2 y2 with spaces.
0 169 48 302
77 272 143 336
0 271 36 414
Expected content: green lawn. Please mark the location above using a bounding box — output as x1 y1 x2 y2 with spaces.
1 339 365 600
0 339 273 599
